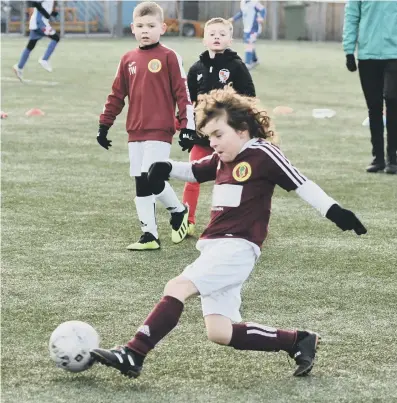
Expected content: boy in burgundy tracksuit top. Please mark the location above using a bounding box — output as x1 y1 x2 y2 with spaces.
96 2 195 250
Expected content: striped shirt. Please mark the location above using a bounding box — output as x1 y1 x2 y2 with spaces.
191 138 306 250
232 0 266 34
29 0 54 30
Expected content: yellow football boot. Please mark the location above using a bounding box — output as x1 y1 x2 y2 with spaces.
126 232 160 250
187 222 196 237
170 206 189 244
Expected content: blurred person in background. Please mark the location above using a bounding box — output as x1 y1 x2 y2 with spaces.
229 0 266 70
343 0 397 174
13 1 60 81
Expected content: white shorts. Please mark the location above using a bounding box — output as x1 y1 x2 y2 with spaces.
182 238 257 322
128 141 171 177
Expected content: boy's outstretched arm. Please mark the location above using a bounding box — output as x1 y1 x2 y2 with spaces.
148 153 218 185
261 143 367 235
255 2 266 21
295 180 367 235
148 161 196 184
229 10 243 22
97 59 128 150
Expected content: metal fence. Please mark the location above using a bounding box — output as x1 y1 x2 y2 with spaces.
1 0 116 36
153 1 346 42
1 0 347 41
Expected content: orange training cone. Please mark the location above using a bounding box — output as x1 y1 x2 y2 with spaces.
25 108 45 116
273 106 294 115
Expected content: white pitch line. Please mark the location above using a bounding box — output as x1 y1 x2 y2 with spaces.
2 77 59 86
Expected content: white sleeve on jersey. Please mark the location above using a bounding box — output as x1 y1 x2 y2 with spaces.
295 180 338 217
169 160 197 182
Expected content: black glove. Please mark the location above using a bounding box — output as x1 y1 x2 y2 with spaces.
148 162 172 182
51 10 58 18
178 128 198 152
326 204 367 235
195 135 211 148
97 124 112 150
346 54 357 72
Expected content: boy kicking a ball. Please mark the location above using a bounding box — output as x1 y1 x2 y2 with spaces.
97 2 195 250
91 86 366 377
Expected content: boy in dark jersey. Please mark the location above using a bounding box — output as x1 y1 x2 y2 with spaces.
179 17 255 236
97 2 195 250
91 86 367 378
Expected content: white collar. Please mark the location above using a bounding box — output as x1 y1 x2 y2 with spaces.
238 138 259 154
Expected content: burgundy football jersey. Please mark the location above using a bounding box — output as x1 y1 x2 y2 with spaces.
191 138 307 249
100 43 195 144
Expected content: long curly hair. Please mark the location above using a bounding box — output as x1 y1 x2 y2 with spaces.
195 84 278 144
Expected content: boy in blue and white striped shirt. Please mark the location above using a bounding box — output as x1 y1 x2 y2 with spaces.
13 1 60 82
229 0 266 70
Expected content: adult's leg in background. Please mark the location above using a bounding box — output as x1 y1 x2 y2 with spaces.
384 59 397 167
358 60 386 163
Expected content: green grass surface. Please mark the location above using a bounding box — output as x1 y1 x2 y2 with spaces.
1 37 397 403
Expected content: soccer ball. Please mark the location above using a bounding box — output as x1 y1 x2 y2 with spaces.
49 321 100 373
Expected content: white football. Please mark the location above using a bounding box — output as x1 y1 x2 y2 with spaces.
49 321 100 372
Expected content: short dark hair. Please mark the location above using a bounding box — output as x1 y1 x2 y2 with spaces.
133 2 164 22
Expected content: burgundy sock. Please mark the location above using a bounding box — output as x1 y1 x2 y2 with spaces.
127 296 184 356
229 322 297 352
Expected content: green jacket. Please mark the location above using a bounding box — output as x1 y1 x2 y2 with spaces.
343 0 397 60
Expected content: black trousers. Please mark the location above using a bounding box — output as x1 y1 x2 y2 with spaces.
358 59 397 162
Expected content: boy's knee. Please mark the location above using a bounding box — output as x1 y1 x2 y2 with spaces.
147 171 165 195
135 173 152 197
164 276 198 301
164 277 180 294
27 39 38 51
206 327 231 345
49 33 60 42
149 178 165 195
205 315 233 345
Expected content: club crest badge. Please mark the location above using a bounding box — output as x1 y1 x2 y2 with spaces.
219 69 230 83
232 162 252 182
148 59 162 73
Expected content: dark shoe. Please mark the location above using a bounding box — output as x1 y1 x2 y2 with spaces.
366 159 385 173
170 205 189 244
289 332 321 377
126 232 160 250
90 346 142 378
385 163 397 174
